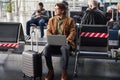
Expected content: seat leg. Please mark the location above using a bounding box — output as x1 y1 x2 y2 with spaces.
73 52 79 77
33 77 36 80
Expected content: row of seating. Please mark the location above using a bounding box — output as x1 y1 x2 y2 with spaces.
73 24 120 77
0 22 119 54
0 22 120 78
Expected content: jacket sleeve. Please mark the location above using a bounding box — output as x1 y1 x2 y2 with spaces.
40 10 49 20
66 18 76 43
46 18 53 35
31 11 36 19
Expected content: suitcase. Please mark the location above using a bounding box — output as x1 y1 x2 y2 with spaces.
22 27 42 80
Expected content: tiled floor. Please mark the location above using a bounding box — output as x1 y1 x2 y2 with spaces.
1 48 120 80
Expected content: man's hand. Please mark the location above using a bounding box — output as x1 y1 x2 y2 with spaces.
34 15 41 18
34 12 41 18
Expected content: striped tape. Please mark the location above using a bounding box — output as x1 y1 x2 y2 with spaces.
0 43 19 48
80 32 108 38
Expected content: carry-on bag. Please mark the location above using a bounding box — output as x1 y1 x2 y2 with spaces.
22 27 42 80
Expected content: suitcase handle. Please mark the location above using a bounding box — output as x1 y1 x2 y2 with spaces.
31 26 38 52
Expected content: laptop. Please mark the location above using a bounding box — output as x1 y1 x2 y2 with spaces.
47 35 66 46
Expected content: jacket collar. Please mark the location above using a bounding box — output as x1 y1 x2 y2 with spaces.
54 16 68 34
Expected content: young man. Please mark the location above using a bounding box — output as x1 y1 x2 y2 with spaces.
81 0 107 25
43 3 76 80
26 2 48 40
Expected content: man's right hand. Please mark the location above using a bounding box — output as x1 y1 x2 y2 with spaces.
35 16 40 18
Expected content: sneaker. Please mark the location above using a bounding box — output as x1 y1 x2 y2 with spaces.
41 35 44 38
25 35 31 40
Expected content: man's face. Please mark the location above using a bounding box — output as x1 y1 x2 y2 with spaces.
38 5 43 10
55 6 63 16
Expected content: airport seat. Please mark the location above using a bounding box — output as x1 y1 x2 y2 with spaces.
73 24 109 76
0 22 25 52
24 23 47 45
70 11 83 23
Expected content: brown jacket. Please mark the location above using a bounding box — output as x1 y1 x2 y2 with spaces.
47 16 76 49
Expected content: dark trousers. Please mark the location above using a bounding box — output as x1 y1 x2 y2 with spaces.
26 17 45 38
43 44 70 70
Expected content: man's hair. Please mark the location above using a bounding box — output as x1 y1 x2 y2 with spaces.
88 0 98 7
39 2 43 7
55 3 67 15
62 1 68 7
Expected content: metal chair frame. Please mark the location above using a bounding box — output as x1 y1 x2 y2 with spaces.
73 24 111 77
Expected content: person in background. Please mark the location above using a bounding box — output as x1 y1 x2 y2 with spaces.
62 0 68 8
81 0 107 25
62 0 69 16
25 2 48 40
43 2 76 80
117 2 120 12
117 2 120 25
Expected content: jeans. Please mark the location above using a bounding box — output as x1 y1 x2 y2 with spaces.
43 44 70 70
26 17 45 38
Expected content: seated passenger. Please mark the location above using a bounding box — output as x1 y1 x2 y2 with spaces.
117 2 120 21
26 2 48 40
107 2 120 29
81 0 107 25
43 3 76 80
117 2 120 12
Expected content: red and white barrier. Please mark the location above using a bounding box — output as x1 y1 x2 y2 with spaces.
0 43 19 48
80 32 108 38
